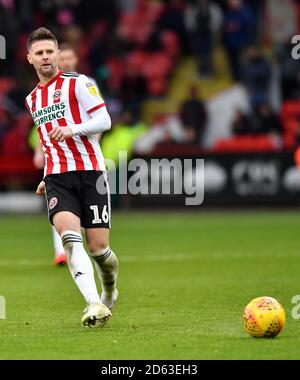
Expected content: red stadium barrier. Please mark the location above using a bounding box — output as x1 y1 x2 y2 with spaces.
0 154 40 186
213 135 279 152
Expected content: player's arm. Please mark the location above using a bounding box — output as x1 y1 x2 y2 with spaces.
48 107 110 141
34 140 46 196
33 140 45 169
49 75 111 142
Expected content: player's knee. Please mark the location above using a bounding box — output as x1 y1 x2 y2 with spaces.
53 212 81 235
88 239 109 255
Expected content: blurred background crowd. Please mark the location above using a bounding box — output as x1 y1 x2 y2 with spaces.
1 0 300 194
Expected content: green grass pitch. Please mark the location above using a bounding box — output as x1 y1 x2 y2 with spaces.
0 211 300 360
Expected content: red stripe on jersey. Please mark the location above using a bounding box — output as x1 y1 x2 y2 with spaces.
64 78 85 170
69 78 82 123
41 87 67 175
31 89 37 112
40 89 54 176
56 117 86 171
54 78 68 172
68 78 99 171
87 103 105 114
80 136 100 170
25 99 30 112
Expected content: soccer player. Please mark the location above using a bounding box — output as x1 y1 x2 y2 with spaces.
25 27 119 327
33 43 100 266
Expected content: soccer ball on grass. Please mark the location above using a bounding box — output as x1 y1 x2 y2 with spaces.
243 296 286 338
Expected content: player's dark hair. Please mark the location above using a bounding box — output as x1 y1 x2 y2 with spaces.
27 27 58 51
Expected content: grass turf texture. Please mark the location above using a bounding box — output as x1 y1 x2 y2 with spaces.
0 211 300 360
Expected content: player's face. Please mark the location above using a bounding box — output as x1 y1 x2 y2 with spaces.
58 49 78 72
27 40 59 77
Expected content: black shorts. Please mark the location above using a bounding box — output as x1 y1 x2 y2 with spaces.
44 170 111 229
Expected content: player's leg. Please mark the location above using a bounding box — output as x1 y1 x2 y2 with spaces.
82 171 119 311
86 228 119 311
44 172 111 327
53 211 111 327
53 211 101 305
52 225 67 265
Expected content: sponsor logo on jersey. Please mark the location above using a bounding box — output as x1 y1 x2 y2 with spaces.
86 82 100 97
32 102 66 126
49 197 58 210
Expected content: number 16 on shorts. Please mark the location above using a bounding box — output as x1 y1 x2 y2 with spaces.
90 205 110 225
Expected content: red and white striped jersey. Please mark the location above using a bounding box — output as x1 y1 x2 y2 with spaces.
25 70 107 177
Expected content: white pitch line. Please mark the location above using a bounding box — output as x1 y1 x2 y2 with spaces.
0 254 201 267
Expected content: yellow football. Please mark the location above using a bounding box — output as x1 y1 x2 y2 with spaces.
243 296 286 338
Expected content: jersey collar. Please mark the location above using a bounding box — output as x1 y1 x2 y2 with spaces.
37 70 62 89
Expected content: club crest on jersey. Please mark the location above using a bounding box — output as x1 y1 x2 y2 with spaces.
49 197 58 210
53 90 61 100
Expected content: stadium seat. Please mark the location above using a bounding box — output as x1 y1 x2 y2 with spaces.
213 135 278 152
0 77 15 96
125 51 148 75
106 57 125 91
280 101 300 148
146 0 165 22
160 30 180 60
143 52 172 78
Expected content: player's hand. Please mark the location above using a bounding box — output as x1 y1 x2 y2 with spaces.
48 127 73 142
36 181 46 196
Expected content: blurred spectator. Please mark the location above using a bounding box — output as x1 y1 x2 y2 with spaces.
58 42 79 72
60 24 82 49
74 0 118 30
88 21 111 75
117 0 137 13
222 0 255 80
179 85 207 144
275 37 300 101
232 108 251 135
4 78 29 117
0 108 10 149
250 103 282 136
241 45 272 108
134 112 187 154
121 70 147 121
184 0 222 77
102 109 147 163
295 116 300 146
157 0 188 53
